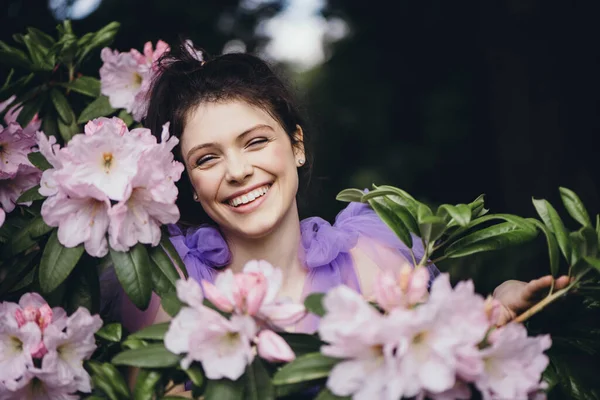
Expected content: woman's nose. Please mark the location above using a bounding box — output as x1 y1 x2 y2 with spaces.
225 154 253 184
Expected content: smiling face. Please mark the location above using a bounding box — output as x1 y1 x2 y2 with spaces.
180 100 304 239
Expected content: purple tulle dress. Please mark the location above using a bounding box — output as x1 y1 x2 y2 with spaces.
104 202 439 334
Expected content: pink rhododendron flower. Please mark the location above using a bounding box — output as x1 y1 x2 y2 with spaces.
165 278 257 380
0 164 42 212
373 265 430 311
0 121 38 179
37 119 182 256
474 323 551 400
1 95 42 138
256 329 295 362
0 293 100 399
202 260 305 327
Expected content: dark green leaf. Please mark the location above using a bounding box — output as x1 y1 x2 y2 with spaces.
560 187 591 227
16 185 45 203
468 194 489 217
65 259 101 314
0 48 31 69
533 199 572 263
418 214 446 244
149 257 176 298
584 257 600 273
77 22 120 64
0 251 38 296
26 27 55 48
527 219 561 277
149 244 180 287
112 343 181 368
304 293 326 317
278 332 324 357
438 204 471 227
160 234 188 278
60 76 101 97
597 214 600 250
445 222 538 258
117 109 134 127
28 152 53 171
184 364 205 387
78 95 115 124
245 358 274 400
335 188 365 203
88 361 130 400
110 244 153 310
39 230 84 293
57 117 79 142
16 94 45 127
23 34 53 70
122 338 149 350
315 388 350 400
50 88 74 124
204 377 245 400
161 291 183 317
129 322 170 341
133 369 162 400
382 196 419 234
369 198 413 248
272 353 339 385
1 216 52 258
96 323 123 342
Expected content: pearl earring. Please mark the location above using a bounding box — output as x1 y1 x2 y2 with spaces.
193 193 199 201
297 159 305 166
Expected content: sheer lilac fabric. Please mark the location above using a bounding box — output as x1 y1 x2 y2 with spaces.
104 202 439 333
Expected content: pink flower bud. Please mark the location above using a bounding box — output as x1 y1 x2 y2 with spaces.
233 272 268 315
38 304 53 331
202 280 234 313
261 302 306 327
373 270 403 311
257 330 295 363
407 267 429 305
15 306 39 328
30 341 48 359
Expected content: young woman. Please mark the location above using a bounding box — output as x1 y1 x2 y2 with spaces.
118 41 569 336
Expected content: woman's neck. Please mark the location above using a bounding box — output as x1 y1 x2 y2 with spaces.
223 201 303 275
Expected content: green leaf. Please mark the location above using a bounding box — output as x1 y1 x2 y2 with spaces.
23 34 53 70
363 186 419 216
278 332 324 357
78 95 115 124
60 76 101 97
88 361 130 400
438 204 471 227
1 216 52 258
28 152 53 171
149 258 176 298
596 214 600 249
117 109 134 127
468 194 489 218
110 244 153 310
315 388 350 400
559 187 591 227
528 218 561 277
16 94 45 128
57 117 79 142
133 369 162 400
533 198 572 263
0 251 38 296
49 88 74 124
184 364 205 387
112 343 181 368
368 198 413 248
335 188 365 203
418 213 446 244
584 257 600 273
122 338 148 350
96 323 123 342
160 234 189 278
445 222 538 258
16 185 45 203
204 377 245 400
161 291 183 317
39 230 85 293
0 48 32 69
77 22 120 64
382 196 419 234
26 27 55 48
245 358 274 400
149 244 180 287
272 353 339 386
304 293 326 317
65 259 101 314
129 322 170 341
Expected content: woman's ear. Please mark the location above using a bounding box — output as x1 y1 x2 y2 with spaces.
293 124 305 163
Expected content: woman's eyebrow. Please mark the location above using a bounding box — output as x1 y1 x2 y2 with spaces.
186 124 274 161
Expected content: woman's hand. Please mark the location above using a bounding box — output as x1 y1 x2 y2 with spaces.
493 275 571 326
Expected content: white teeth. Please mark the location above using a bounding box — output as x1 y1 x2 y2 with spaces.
228 185 270 207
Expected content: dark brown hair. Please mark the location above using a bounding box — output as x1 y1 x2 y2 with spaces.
144 41 312 226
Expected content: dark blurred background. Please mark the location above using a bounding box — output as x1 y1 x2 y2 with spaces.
2 0 599 292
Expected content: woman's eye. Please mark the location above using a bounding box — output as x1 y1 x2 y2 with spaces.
195 155 216 167
248 138 269 147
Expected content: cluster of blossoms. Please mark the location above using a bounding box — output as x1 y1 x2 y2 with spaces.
0 293 102 399
320 266 551 400
165 260 306 380
0 96 43 228
38 116 184 257
99 40 169 121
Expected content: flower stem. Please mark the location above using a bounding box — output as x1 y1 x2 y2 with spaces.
514 284 573 324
